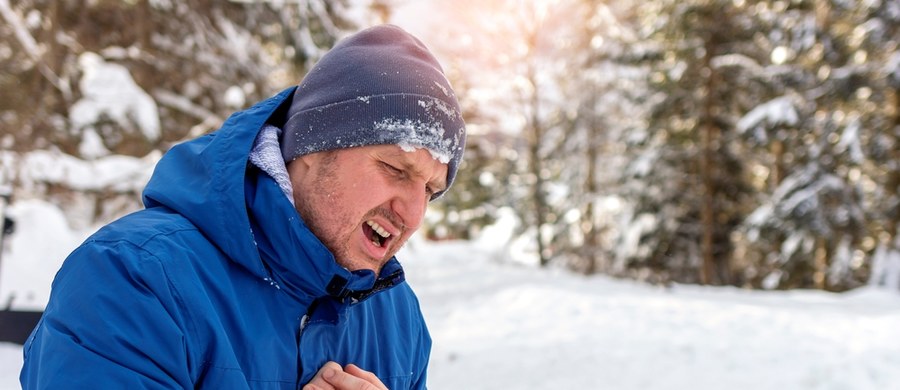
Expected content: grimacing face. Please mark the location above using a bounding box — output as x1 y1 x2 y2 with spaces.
287 144 448 273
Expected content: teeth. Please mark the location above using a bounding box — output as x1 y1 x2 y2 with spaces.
366 220 391 238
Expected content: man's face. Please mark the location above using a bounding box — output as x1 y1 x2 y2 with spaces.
288 144 449 273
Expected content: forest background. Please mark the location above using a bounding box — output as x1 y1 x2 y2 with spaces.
1 0 899 293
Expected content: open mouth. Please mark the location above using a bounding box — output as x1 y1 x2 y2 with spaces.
364 220 392 248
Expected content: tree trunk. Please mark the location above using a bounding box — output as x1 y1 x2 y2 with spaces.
526 56 549 267
770 139 784 190
582 112 601 274
529 99 549 266
699 37 720 285
813 237 828 289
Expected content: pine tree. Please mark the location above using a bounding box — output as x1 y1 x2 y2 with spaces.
621 0 757 285
738 0 879 290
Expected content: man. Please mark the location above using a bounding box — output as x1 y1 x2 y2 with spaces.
20 24 466 390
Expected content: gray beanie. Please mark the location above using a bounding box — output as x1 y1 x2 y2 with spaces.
281 24 466 200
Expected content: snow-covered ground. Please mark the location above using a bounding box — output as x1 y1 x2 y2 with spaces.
1 201 899 389
404 240 900 389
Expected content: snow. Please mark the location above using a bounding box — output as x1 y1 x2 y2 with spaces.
0 200 96 310
69 52 161 143
224 85 246 108
887 52 900 82
6 149 158 194
0 0 41 60
737 95 799 138
870 242 900 290
0 343 21 389
408 240 900 390
616 211 657 267
77 127 110 159
375 117 456 164
837 118 864 163
2 200 900 389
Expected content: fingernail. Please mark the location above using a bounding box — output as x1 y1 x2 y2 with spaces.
324 368 335 380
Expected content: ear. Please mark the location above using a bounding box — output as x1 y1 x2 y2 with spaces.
286 155 313 183
286 155 317 208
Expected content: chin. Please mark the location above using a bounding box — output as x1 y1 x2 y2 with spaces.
335 255 382 273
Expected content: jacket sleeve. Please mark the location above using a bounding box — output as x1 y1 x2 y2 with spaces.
20 239 195 389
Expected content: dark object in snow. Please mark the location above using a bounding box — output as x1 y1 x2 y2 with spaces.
0 308 42 345
2 215 13 236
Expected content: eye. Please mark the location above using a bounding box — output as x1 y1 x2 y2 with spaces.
381 162 403 176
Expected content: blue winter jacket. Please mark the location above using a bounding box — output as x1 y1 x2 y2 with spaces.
20 88 432 389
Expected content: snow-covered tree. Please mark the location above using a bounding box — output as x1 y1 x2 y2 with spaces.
552 0 648 274
612 0 898 291
619 0 759 285
837 0 900 290
424 0 646 272
0 0 382 227
419 0 589 266
737 0 891 290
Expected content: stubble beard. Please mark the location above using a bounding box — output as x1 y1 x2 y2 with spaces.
296 196 355 271
292 153 350 269
293 152 381 272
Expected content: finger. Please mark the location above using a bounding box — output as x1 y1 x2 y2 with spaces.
302 380 331 390
344 364 388 390
321 364 384 390
304 361 343 390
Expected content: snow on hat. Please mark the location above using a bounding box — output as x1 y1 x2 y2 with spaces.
281 24 466 200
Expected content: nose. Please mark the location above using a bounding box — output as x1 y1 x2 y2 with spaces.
392 183 429 232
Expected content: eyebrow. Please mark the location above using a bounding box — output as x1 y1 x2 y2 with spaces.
403 159 448 192
383 150 448 191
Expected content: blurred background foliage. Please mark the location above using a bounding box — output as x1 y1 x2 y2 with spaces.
1 0 898 292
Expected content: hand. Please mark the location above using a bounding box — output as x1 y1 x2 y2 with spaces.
302 361 389 390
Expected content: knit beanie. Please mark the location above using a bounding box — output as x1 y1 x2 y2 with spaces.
281 24 466 200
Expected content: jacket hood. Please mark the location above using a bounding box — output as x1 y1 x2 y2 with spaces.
142 87 394 304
